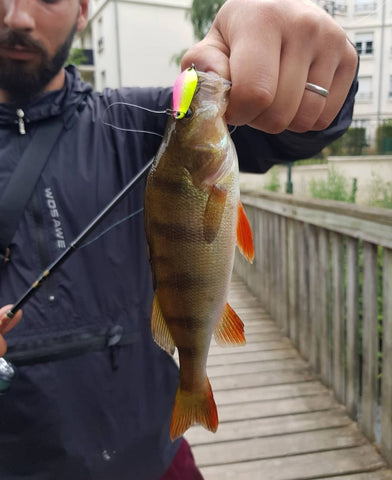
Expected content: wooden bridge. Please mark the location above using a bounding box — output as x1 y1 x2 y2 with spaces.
186 190 392 480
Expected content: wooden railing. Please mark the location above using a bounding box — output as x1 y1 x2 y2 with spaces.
234 189 392 465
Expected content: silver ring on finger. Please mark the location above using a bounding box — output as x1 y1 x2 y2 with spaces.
305 82 329 98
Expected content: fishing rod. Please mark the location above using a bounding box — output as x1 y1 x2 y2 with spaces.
0 158 153 393
6 157 153 320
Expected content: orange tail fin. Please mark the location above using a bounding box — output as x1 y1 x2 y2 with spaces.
237 201 254 263
170 378 218 441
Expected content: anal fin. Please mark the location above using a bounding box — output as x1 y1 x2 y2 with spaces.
151 295 176 355
214 303 246 346
237 201 254 263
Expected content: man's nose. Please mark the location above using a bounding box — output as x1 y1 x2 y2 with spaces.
3 0 35 32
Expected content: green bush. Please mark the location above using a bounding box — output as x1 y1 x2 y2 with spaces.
367 173 392 209
376 120 392 154
327 127 367 156
263 167 281 192
309 166 355 203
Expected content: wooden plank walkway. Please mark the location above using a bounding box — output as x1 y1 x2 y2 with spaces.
185 274 392 480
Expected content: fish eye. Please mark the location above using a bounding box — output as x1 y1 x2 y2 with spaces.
183 108 193 119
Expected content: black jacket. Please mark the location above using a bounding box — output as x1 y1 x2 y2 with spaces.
0 66 357 479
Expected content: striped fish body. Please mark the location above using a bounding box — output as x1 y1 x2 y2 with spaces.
144 71 254 440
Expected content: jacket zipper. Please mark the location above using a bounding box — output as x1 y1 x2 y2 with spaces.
16 108 26 135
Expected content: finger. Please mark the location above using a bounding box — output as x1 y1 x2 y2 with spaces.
0 336 6 357
288 34 355 132
181 33 231 81
225 22 282 126
247 39 313 133
0 305 22 335
312 39 358 130
287 63 336 133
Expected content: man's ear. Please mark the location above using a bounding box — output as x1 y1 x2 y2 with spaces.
77 0 89 32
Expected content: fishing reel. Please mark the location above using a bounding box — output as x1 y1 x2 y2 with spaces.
0 358 15 393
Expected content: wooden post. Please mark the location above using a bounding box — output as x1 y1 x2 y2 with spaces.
331 232 345 404
361 241 378 441
319 228 331 387
308 225 319 372
381 247 392 463
346 237 360 421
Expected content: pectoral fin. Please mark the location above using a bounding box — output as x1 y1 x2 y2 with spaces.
151 295 175 355
203 185 227 243
237 201 254 263
214 303 246 346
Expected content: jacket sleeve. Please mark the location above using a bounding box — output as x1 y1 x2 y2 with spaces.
232 73 358 174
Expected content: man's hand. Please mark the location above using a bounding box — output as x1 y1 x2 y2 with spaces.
181 0 358 134
0 306 22 356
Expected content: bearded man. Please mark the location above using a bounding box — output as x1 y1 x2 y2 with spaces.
0 0 358 478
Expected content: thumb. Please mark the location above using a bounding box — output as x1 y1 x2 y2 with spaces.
181 34 231 82
0 305 22 335
0 305 22 357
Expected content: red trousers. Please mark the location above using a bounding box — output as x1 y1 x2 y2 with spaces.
160 439 204 480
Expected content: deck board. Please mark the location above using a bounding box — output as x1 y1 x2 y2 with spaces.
185 274 392 479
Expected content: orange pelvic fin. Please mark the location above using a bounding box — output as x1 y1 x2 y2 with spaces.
151 295 176 355
214 302 246 346
203 184 227 243
170 377 218 441
237 201 254 263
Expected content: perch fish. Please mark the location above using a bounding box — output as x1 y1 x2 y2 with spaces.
144 66 254 441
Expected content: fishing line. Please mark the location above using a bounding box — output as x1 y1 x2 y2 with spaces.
79 207 144 248
102 101 169 137
103 101 238 137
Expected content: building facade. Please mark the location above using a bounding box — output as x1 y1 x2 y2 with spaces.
74 0 194 89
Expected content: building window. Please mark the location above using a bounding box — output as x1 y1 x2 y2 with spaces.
322 0 348 15
389 76 392 99
354 0 377 13
352 118 369 128
355 32 374 55
357 76 373 101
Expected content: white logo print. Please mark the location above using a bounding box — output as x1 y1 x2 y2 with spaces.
45 188 66 249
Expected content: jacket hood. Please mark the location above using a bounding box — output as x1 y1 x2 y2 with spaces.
0 65 93 128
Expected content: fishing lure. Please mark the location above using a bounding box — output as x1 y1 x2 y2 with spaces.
172 65 199 119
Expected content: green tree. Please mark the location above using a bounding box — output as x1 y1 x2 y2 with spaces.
172 0 226 65
66 48 87 67
190 0 226 40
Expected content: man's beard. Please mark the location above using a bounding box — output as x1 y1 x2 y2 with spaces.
0 24 77 105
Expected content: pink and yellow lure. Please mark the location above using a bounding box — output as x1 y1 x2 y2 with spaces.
172 65 199 119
